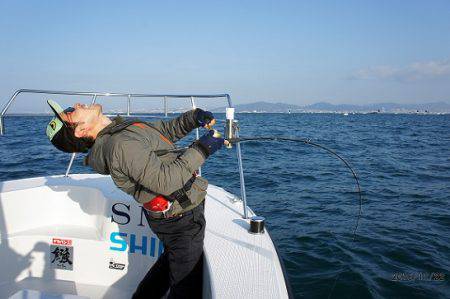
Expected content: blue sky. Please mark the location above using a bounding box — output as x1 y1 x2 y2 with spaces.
1 0 449 112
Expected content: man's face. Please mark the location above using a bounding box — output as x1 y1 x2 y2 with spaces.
60 103 103 138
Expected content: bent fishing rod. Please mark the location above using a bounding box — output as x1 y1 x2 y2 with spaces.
154 134 363 241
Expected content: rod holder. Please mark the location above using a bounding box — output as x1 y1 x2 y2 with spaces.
249 216 265 234
225 107 235 148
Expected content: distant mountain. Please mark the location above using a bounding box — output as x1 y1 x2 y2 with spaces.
305 102 361 111
213 101 450 113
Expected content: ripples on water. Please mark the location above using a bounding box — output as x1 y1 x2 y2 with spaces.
1 114 449 298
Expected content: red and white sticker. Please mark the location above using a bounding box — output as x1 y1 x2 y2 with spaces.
52 238 73 246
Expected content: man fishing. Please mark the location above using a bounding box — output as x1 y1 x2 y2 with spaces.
45 100 224 299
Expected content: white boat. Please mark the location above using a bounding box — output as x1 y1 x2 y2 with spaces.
0 90 292 299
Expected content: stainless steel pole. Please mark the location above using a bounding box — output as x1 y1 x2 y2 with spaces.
190 96 201 176
0 90 22 135
226 95 249 219
235 129 248 219
65 153 76 177
91 94 98 104
127 95 131 116
164 96 168 117
0 115 3 135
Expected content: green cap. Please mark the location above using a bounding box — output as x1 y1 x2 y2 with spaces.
46 100 65 141
46 100 92 153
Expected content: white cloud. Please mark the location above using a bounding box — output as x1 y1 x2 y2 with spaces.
350 59 450 82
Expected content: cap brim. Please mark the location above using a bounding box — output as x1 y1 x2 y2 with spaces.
47 99 64 116
46 99 67 141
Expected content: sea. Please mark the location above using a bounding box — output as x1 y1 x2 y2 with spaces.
0 113 449 299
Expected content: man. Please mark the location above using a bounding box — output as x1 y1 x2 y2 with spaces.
45 100 224 298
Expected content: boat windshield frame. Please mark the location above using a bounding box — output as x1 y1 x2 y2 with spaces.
0 89 249 219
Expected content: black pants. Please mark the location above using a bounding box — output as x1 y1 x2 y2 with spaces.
132 202 206 299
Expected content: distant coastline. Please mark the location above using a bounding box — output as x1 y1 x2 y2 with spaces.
4 101 450 115
211 101 450 114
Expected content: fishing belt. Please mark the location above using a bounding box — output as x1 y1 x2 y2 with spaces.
145 175 197 219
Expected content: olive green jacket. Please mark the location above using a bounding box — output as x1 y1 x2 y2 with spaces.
86 110 208 216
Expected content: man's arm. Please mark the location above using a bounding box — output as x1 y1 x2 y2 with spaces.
149 109 199 143
112 138 205 195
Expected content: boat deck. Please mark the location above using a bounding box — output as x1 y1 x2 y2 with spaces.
0 174 289 298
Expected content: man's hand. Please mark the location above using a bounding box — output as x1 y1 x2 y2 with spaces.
193 130 224 157
195 109 215 129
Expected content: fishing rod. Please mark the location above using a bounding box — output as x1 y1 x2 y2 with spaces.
154 135 363 240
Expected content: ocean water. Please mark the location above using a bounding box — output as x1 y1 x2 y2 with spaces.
1 113 449 298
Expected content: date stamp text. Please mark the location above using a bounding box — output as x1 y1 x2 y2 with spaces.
391 272 446 282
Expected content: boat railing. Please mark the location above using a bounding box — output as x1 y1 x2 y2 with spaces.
0 89 249 219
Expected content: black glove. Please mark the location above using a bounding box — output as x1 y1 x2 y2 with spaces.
195 108 214 128
192 130 224 158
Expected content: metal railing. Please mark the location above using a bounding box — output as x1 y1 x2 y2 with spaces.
0 89 249 218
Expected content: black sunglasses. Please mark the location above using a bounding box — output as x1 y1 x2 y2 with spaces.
62 107 78 129
63 107 75 113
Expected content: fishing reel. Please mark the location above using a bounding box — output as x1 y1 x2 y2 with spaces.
205 107 238 149
224 107 238 148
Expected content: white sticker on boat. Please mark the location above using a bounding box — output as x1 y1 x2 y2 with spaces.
109 259 126 270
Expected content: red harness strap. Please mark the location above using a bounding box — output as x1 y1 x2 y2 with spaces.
132 122 146 129
132 122 173 145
